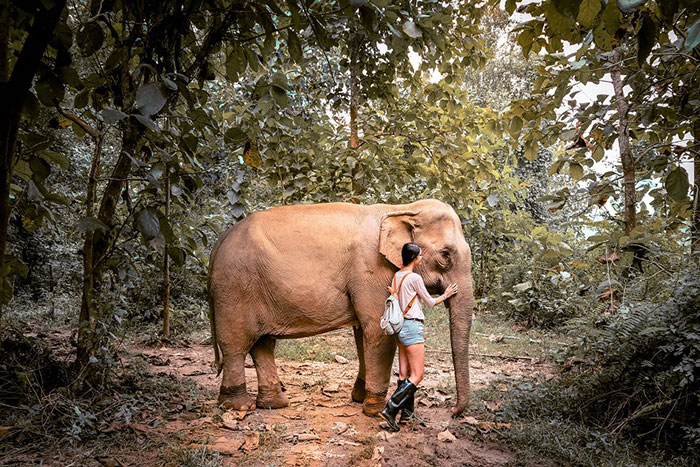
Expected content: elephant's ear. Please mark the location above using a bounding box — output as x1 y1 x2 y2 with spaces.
379 210 418 268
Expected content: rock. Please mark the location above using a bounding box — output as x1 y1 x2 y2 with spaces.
471 360 483 369
323 383 340 393
437 429 457 442
371 446 384 461
242 432 260 451
221 412 240 430
209 436 245 455
335 355 349 364
332 422 349 435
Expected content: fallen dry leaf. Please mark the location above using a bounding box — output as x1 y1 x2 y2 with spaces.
0 426 12 438
221 411 239 430
371 446 384 461
242 431 260 451
483 400 503 412
223 409 250 421
323 383 340 393
437 430 457 442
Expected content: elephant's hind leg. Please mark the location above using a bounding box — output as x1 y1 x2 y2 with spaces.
251 336 289 409
351 325 367 403
218 349 256 411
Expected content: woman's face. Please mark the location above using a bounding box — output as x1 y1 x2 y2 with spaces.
415 249 423 266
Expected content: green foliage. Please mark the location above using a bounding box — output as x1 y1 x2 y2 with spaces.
502 266 700 457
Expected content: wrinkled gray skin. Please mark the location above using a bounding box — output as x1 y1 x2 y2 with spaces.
208 199 473 416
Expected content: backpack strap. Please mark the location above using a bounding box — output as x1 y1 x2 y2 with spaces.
396 273 418 316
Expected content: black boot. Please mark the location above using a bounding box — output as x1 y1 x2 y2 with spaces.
399 388 426 426
379 380 416 432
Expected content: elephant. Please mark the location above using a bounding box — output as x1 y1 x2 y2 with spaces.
207 199 474 416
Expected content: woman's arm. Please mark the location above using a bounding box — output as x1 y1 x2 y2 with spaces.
412 274 458 307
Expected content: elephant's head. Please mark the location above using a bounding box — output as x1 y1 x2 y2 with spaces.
379 199 473 416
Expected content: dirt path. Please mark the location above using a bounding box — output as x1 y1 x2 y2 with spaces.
125 337 553 466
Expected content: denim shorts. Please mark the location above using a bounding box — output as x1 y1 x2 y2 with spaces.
398 319 424 346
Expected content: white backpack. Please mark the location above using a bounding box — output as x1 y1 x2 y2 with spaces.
380 273 418 336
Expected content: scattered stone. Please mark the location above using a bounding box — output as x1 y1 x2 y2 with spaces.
375 431 397 441
471 360 483 369
371 446 384 461
209 436 245 455
335 355 349 364
242 431 260 451
437 430 457 442
323 383 340 393
332 422 349 435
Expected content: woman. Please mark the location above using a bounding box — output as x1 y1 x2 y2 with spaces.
379 242 459 432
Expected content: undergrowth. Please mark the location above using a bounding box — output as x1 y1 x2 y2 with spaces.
490 268 700 465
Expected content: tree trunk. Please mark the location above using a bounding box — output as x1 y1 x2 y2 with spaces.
349 36 362 203
75 122 140 373
692 121 700 258
611 49 636 235
350 39 360 150
0 0 67 331
162 173 170 339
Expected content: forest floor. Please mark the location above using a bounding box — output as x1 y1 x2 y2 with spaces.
0 310 563 466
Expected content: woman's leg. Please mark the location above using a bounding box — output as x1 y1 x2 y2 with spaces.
397 342 409 380
405 343 425 386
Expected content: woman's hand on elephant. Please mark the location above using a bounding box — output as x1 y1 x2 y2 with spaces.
444 283 458 298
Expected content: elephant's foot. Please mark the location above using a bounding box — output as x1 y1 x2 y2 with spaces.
218 384 256 411
362 391 387 416
351 377 367 403
256 383 289 409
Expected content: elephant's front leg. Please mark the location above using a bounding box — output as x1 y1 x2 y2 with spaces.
360 327 396 415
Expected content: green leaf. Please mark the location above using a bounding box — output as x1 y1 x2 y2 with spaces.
35 73 65 106
402 21 423 39
225 127 248 145
360 5 376 32
75 216 109 232
168 246 185 266
77 22 105 56
569 162 584 180
509 116 523 136
592 145 604 162
685 17 700 52
665 167 689 201
135 209 160 240
100 108 128 124
637 14 658 66
74 89 89 109
287 30 303 63
546 2 578 42
506 0 517 15
37 150 70 170
577 0 601 28
135 83 167 116
132 114 160 132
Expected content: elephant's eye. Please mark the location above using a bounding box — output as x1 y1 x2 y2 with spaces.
438 248 453 269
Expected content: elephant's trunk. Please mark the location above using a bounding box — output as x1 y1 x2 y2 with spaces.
446 274 473 417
